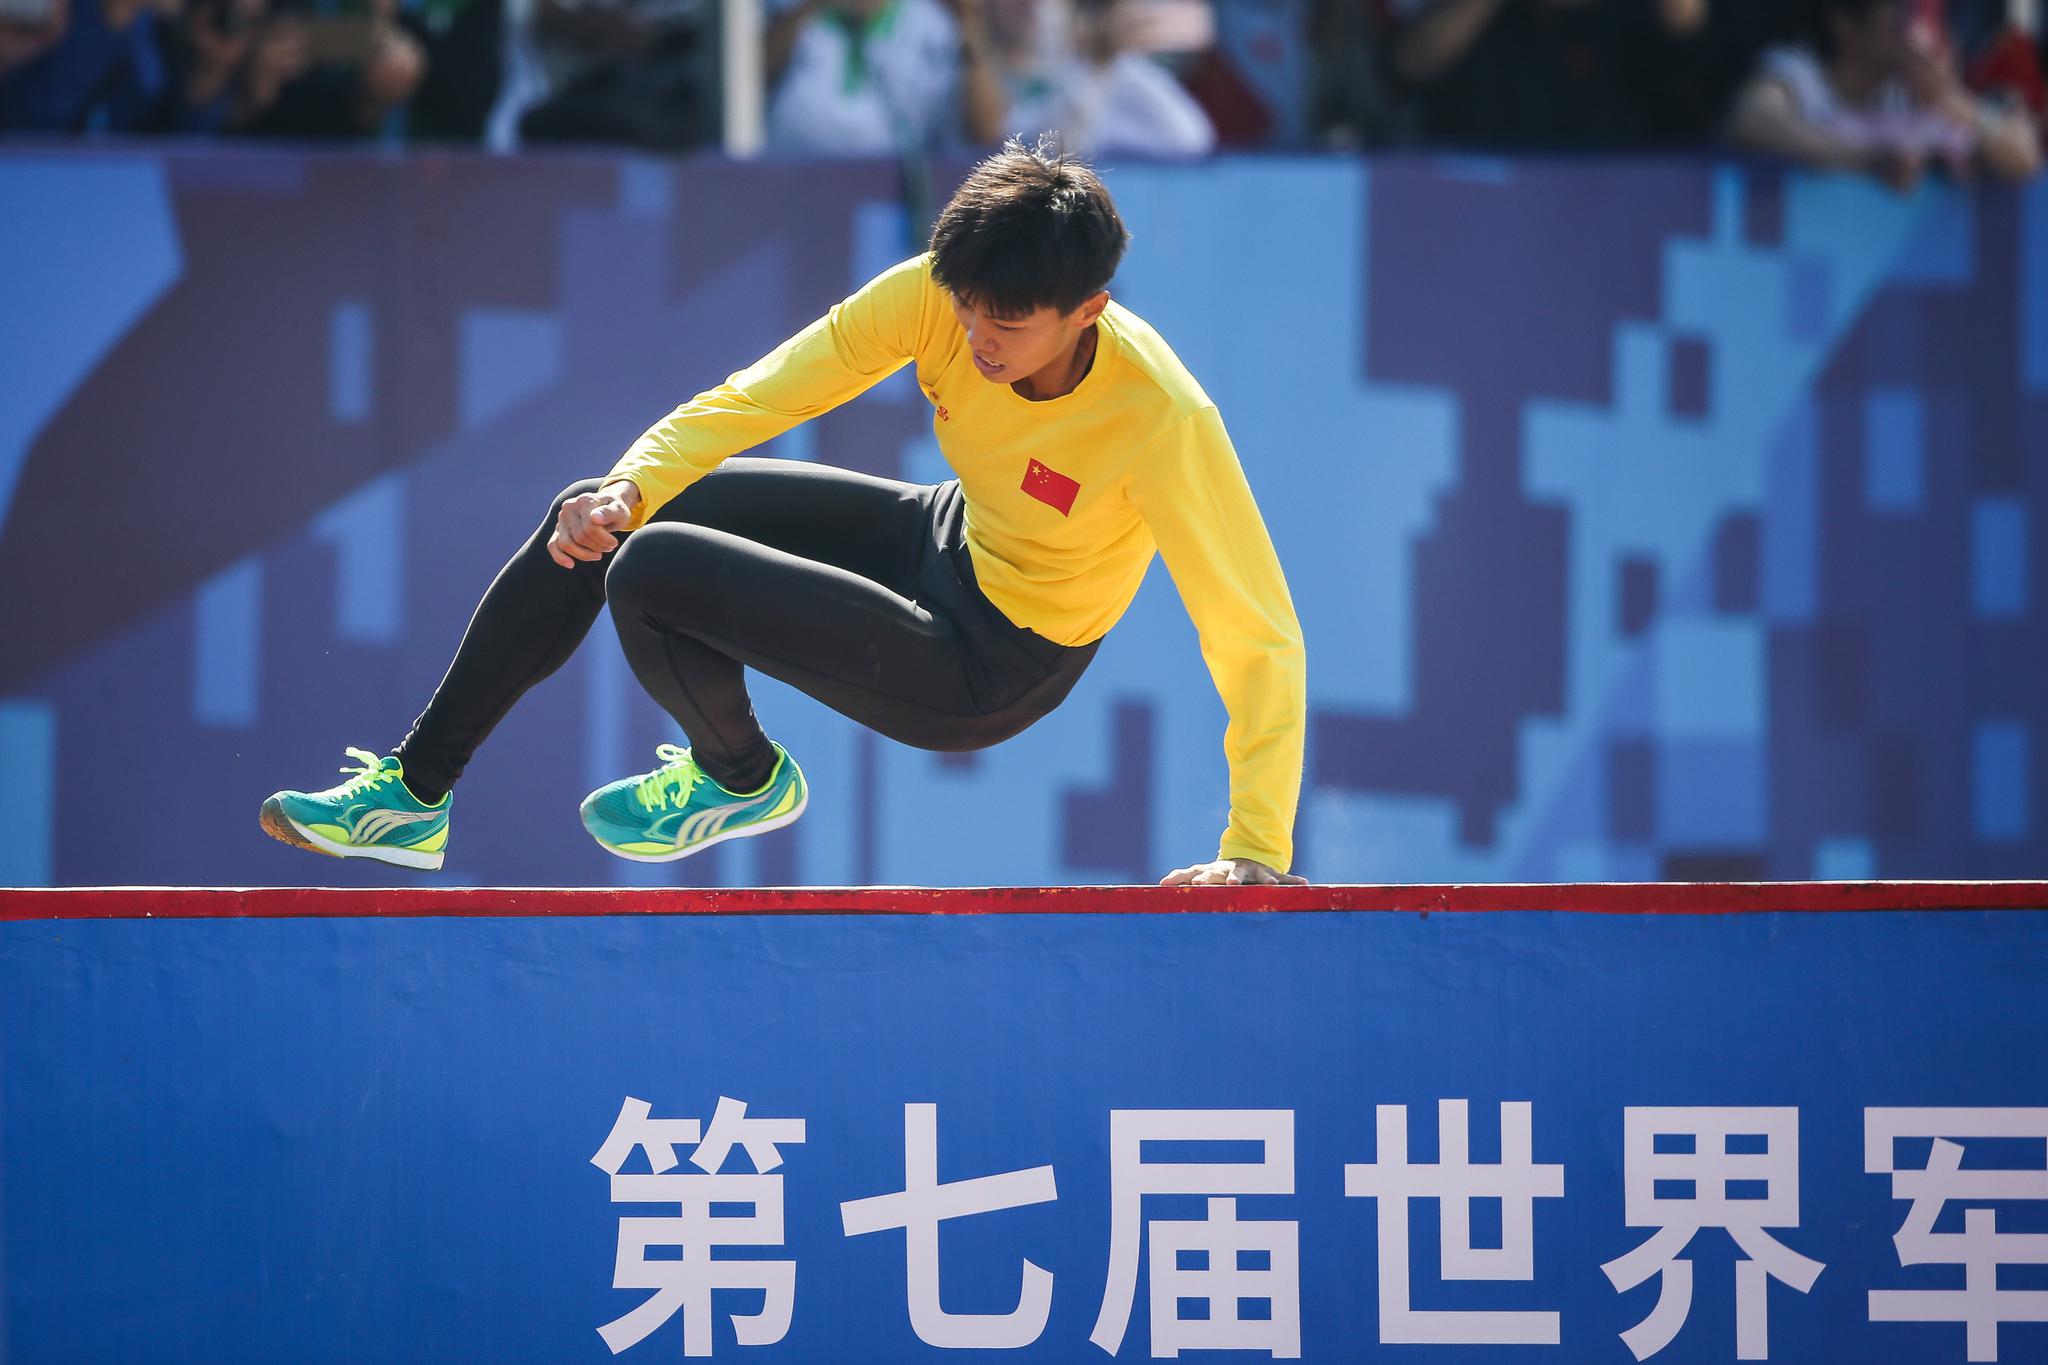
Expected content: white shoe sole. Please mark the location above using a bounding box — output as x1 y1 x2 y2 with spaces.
592 787 809 864
260 796 446 871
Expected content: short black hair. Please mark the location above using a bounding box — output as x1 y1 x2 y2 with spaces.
929 138 1130 319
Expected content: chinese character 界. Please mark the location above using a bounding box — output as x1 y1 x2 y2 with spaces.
1601 1106 1823 1361
1344 1100 1565 1344
1091 1108 1299 1358
1867 1106 2048 1362
840 1102 1059 1349
591 1096 807 1357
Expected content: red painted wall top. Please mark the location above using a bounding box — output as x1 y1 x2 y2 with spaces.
3 883 2046 920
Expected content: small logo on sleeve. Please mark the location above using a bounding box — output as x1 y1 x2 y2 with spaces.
1021 459 1081 516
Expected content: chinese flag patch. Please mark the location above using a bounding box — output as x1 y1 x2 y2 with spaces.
1021 458 1081 516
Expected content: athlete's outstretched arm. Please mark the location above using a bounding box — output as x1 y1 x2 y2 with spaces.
1129 405 1308 886
601 255 943 530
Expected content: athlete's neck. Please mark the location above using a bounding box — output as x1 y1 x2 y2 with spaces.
1013 323 1099 402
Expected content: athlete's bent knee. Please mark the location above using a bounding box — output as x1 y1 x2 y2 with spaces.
603 524 715 614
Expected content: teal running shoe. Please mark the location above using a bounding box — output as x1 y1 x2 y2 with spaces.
581 742 807 862
259 747 450 870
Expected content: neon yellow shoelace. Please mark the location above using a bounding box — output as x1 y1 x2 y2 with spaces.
635 743 702 812
335 746 399 796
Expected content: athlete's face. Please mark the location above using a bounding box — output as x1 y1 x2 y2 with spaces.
949 291 1108 396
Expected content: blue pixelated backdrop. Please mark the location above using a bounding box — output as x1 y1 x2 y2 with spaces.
0 147 2041 885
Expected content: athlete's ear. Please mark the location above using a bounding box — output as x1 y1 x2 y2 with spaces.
1075 291 1109 327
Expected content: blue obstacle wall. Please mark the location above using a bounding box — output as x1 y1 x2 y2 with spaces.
0 148 2042 885
2 887 2046 1363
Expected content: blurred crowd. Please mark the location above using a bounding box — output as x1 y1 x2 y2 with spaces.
0 0 2040 185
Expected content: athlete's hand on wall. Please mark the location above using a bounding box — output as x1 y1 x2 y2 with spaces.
1159 858 1308 887
548 482 641 568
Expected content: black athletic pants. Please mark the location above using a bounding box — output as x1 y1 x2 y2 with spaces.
394 458 1099 801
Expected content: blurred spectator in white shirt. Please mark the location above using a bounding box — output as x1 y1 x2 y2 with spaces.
995 0 1216 154
1728 0 2040 188
764 0 1003 154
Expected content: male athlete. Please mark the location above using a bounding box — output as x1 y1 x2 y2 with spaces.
261 141 1308 888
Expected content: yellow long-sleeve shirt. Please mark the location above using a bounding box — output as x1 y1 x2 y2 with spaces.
606 254 1307 871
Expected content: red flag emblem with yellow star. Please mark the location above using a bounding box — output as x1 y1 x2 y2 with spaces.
1021 459 1081 516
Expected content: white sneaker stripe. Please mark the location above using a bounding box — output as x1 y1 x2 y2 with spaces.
350 808 441 844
